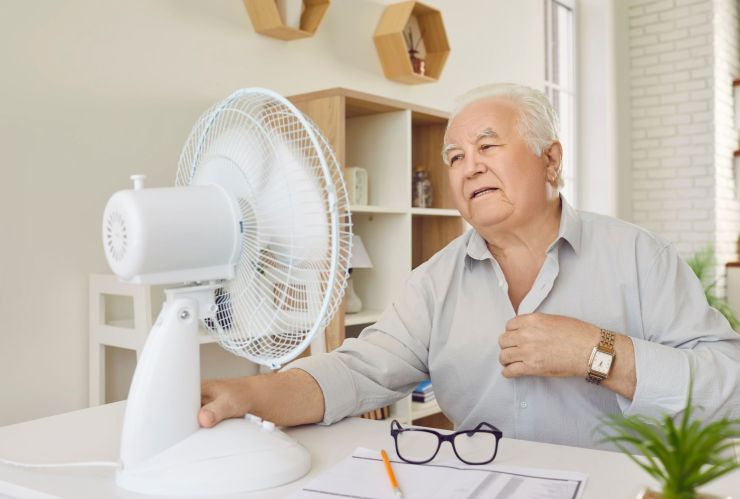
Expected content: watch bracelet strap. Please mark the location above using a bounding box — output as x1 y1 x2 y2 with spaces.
585 329 616 384
598 329 616 354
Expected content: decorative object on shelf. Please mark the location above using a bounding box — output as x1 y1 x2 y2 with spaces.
359 405 390 420
276 0 304 29
600 379 740 499
346 166 369 205
243 0 330 41
404 19 425 75
411 380 435 403
346 235 373 314
373 1 450 84
412 165 433 208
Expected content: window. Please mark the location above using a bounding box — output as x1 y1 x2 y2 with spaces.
544 0 577 205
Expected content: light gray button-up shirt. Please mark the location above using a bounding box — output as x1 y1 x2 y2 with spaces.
288 198 740 449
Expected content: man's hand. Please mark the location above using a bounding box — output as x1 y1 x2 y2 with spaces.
199 377 253 428
198 369 326 429
498 313 637 400
498 313 600 378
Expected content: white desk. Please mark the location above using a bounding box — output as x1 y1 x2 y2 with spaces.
1 403 738 499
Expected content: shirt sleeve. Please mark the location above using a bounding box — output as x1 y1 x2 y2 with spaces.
283 273 434 424
618 242 740 421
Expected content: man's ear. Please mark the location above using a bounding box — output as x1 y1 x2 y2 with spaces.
543 141 563 183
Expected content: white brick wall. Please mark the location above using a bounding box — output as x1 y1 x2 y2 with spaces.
628 0 739 294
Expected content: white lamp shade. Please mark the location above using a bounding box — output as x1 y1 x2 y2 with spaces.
350 235 373 269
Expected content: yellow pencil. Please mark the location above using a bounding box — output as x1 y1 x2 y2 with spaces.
380 449 403 498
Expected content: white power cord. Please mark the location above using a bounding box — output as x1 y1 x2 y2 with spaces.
0 457 119 469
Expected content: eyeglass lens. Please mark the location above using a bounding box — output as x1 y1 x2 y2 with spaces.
452 431 498 464
395 429 440 463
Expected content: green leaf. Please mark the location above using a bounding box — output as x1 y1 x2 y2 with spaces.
686 245 740 329
600 375 740 494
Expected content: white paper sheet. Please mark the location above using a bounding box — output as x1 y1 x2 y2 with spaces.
290 447 587 499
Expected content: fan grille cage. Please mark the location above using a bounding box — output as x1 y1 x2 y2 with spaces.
176 89 351 367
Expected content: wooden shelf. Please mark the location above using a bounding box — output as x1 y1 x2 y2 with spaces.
411 207 459 216
373 1 451 84
411 399 440 420
351 204 407 214
243 0 330 40
345 309 382 326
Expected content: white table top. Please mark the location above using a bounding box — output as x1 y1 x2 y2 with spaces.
0 402 738 499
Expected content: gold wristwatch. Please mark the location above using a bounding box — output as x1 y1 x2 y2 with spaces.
586 329 616 384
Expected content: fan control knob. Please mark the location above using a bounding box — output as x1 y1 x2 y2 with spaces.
130 174 146 190
261 420 275 432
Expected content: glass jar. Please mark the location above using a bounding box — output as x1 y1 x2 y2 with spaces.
412 166 433 208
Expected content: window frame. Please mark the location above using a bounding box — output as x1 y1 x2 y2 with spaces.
544 0 578 206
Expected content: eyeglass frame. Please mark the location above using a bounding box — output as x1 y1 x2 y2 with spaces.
389 419 503 465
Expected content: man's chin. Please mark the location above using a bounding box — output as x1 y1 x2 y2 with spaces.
469 212 513 231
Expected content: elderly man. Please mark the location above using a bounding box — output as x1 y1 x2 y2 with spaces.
198 83 740 450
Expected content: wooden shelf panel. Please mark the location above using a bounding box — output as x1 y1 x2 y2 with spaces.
351 204 407 214
289 88 448 122
412 215 464 268
410 207 459 216
411 399 440 420
345 309 383 326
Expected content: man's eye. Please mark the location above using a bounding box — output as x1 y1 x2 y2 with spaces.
448 154 463 165
480 143 498 151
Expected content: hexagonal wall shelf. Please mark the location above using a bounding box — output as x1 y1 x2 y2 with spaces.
374 1 450 84
243 0 330 41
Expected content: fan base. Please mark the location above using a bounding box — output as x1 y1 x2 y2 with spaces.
117 417 311 496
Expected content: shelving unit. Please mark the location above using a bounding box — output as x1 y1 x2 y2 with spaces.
373 1 451 84
289 88 463 426
243 0 331 40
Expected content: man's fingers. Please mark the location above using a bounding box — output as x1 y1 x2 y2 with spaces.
501 361 528 378
198 395 235 428
200 381 216 405
198 406 218 428
499 346 523 366
499 330 521 349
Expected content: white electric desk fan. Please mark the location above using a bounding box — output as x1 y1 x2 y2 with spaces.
102 88 351 495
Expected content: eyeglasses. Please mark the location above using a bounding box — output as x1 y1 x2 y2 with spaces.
390 419 503 465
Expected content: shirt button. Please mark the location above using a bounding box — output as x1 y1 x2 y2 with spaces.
520 401 528 409
498 280 504 287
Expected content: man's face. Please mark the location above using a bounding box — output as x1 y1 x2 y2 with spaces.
444 98 552 232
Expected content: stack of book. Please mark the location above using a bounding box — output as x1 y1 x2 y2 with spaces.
412 380 435 404
360 405 391 420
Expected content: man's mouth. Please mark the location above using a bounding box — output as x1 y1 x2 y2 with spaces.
471 187 499 199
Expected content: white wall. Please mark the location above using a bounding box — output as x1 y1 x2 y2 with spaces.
0 0 545 425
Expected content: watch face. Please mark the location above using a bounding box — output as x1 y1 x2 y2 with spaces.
592 350 613 375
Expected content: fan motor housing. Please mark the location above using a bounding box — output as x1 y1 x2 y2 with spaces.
103 184 241 284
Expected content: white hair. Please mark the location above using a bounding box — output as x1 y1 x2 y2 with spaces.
443 83 563 186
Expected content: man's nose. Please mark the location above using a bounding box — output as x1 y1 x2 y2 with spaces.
462 151 487 177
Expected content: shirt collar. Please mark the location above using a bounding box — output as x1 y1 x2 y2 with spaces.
465 195 582 263
553 195 582 255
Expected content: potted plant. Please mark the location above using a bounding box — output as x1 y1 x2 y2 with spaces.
686 246 739 330
600 381 740 499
